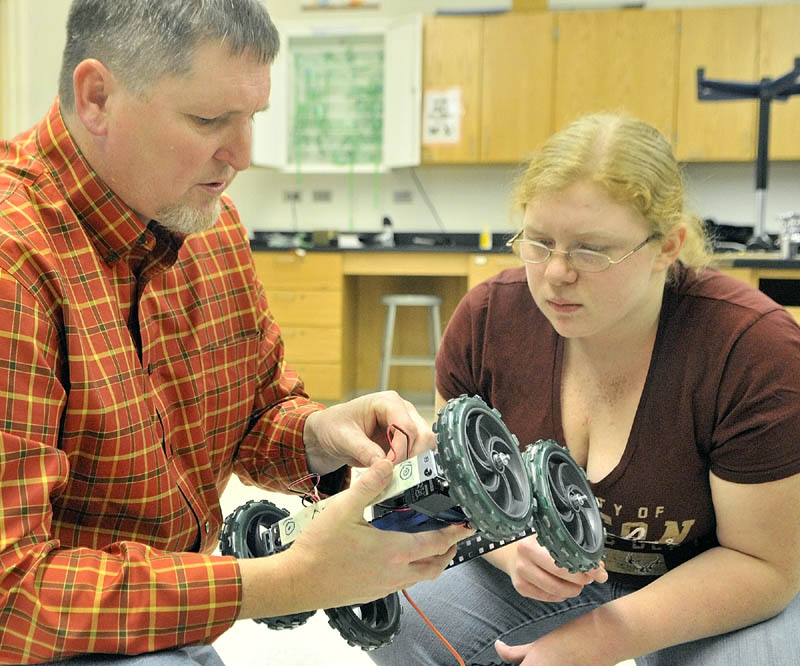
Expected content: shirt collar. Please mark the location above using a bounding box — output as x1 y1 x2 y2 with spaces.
36 98 186 268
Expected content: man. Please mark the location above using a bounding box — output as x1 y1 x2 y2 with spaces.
0 2 469 664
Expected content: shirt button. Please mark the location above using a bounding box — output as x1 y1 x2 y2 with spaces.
204 521 210 534
147 363 154 375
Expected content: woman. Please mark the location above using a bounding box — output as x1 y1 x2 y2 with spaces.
370 113 800 666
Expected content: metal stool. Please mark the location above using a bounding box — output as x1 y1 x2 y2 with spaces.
378 294 442 398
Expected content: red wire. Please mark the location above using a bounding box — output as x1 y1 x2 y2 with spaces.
286 473 321 504
402 589 466 666
386 423 411 461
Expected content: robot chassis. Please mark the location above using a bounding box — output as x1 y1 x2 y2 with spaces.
219 395 605 655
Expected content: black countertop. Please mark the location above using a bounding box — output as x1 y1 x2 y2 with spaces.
249 230 514 254
712 253 800 269
248 231 800 268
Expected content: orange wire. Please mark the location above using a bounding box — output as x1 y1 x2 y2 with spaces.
389 425 466 664
402 589 466 666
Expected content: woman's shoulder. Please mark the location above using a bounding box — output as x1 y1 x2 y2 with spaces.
673 265 792 323
466 266 530 307
666 265 800 356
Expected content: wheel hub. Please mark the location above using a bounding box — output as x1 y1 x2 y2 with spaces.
568 486 588 512
491 450 510 473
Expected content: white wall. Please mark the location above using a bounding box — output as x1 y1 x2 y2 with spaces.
3 0 798 236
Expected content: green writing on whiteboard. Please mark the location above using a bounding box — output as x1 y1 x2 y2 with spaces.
290 35 384 167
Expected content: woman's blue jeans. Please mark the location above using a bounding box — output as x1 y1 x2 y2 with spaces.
369 558 800 666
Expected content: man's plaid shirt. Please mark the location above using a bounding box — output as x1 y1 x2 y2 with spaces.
0 100 324 663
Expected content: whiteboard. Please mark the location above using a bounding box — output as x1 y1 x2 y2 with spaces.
251 15 422 173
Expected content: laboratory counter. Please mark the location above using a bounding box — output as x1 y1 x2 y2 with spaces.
249 242 800 401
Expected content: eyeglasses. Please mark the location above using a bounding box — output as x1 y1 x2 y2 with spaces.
506 231 661 273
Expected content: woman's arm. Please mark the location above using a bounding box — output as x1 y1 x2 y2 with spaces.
497 470 800 665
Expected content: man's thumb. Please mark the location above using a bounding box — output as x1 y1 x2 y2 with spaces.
346 458 394 512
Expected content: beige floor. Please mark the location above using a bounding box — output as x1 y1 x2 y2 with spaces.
213 402 635 666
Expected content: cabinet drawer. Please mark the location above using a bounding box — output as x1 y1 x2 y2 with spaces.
266 290 343 326
253 252 343 291
281 327 342 363
468 253 522 289
289 362 342 401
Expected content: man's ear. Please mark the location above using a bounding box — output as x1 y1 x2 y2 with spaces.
653 224 686 272
72 59 115 136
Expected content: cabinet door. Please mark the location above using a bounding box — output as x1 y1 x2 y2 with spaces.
759 3 800 161
554 9 679 141
421 16 483 164
481 13 554 163
676 6 759 162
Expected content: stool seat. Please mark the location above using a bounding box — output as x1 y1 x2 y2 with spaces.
378 294 443 400
381 294 442 307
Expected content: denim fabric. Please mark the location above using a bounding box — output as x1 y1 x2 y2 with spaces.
370 558 800 666
21 645 225 666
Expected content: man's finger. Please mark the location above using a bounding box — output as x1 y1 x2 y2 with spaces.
340 458 394 515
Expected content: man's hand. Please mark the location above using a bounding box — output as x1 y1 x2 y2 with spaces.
303 391 436 475
237 458 473 618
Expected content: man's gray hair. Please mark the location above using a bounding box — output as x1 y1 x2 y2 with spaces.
58 0 280 111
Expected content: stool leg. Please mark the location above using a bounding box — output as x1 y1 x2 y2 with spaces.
378 303 396 391
429 304 442 400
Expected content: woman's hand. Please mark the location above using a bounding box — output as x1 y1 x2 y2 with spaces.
303 391 435 474
494 635 614 666
489 534 607 602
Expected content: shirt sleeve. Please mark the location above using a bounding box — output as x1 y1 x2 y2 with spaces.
0 268 242 663
710 308 800 483
226 248 339 496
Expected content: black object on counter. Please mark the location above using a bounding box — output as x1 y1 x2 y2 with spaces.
697 58 800 251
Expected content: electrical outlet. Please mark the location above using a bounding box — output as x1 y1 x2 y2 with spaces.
283 190 301 202
393 190 413 203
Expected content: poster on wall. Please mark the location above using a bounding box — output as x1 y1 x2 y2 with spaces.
422 88 462 145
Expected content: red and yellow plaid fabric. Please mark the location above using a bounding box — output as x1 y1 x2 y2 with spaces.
0 100 323 663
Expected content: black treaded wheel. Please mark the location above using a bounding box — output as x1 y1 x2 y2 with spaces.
219 499 317 629
324 593 402 650
525 440 605 573
434 395 533 540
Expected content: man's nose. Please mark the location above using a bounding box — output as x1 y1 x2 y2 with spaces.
215 122 252 171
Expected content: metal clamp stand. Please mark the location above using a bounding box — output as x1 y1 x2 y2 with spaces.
697 57 800 250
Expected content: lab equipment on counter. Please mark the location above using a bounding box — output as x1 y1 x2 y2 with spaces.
697 57 800 251
778 211 800 260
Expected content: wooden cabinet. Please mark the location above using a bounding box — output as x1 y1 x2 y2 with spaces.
421 16 483 163
480 13 554 163
420 5 799 165
467 253 522 290
676 6 759 162
554 9 679 142
421 13 555 164
759 3 800 161
252 252 344 400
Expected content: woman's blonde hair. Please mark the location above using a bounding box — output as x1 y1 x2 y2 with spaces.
511 112 711 271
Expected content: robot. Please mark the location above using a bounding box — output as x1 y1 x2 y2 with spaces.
219 395 605 652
